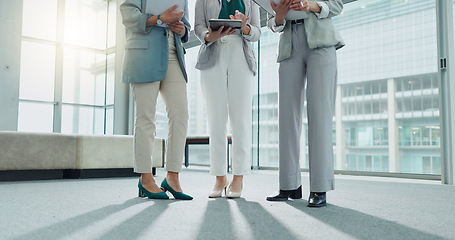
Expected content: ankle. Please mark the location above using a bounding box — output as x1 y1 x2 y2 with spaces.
141 173 155 184
215 175 227 184
166 171 182 191
232 175 243 185
166 171 179 182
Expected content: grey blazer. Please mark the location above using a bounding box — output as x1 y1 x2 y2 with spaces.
267 0 345 62
194 0 261 75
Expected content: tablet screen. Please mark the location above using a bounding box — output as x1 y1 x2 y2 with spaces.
209 19 242 31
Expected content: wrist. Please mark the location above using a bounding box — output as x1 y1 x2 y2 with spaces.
159 14 167 24
310 2 321 13
275 17 284 26
156 15 163 25
242 24 251 35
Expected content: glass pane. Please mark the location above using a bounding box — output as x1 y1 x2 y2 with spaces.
107 1 117 48
364 101 371 114
356 101 363 115
412 127 421 145
382 156 389 172
403 98 412 112
186 47 208 137
22 0 57 41
365 155 372 171
413 156 423 173
187 145 210 166
413 98 422 111
432 156 441 174
401 155 412 173
61 105 104 134
62 48 106 105
431 126 440 146
19 41 55 102
422 126 431 145
373 155 381 171
358 155 365 171
422 156 431 173
422 95 432 111
335 0 439 174
257 27 280 168
18 101 53 132
106 107 114 135
106 53 115 105
64 0 108 49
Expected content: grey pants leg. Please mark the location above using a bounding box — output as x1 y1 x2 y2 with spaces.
278 23 337 192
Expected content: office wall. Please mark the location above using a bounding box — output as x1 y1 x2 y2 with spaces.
0 1 22 131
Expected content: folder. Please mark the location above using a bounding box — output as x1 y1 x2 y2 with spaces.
252 0 308 20
145 0 185 16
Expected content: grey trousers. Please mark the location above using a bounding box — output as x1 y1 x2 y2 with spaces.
278 23 337 192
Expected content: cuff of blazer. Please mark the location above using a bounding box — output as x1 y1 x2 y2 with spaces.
181 27 189 43
268 18 286 33
144 13 153 33
242 24 259 42
202 30 215 47
314 2 329 19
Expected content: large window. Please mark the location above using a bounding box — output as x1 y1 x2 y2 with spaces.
19 0 116 134
334 0 440 174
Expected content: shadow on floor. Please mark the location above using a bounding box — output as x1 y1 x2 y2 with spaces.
286 200 445 240
194 199 233 239
11 198 169 240
235 198 300 239
194 197 299 240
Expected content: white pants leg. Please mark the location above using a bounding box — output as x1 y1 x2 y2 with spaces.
201 35 253 176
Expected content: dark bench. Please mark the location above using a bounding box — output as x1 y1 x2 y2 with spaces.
184 136 232 168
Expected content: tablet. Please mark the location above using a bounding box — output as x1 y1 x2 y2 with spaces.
209 19 242 31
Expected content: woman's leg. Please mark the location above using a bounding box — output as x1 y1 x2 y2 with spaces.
201 51 229 181
159 55 189 192
226 36 254 192
200 42 230 193
306 46 337 193
131 82 162 193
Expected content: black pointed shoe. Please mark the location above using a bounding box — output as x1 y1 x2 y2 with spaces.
266 185 302 201
307 192 326 207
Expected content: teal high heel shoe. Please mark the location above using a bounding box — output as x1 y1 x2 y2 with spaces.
161 178 193 200
138 180 169 199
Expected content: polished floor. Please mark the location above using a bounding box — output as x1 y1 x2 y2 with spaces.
1 168 454 240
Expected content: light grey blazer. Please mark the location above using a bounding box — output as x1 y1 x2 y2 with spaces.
194 0 261 75
267 0 345 62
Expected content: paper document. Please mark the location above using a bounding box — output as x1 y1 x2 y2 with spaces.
252 0 308 20
145 0 185 16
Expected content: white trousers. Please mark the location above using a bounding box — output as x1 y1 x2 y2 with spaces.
131 32 188 173
201 34 253 176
